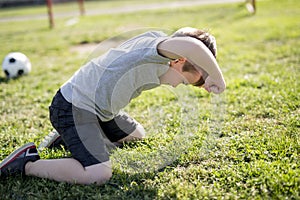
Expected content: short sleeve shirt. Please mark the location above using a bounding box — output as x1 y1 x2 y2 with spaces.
60 31 170 121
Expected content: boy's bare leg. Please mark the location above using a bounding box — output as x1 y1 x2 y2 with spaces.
25 158 112 185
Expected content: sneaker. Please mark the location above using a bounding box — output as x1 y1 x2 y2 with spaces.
38 130 66 151
0 142 40 177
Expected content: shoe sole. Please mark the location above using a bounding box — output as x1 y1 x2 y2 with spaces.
0 142 37 169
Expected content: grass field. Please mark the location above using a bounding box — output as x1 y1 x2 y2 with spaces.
0 0 299 199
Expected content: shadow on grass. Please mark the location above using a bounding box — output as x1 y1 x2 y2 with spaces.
0 154 185 199
105 171 159 199
0 76 9 84
0 170 161 199
0 75 26 84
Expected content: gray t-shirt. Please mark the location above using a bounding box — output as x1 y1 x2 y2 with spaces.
60 31 170 121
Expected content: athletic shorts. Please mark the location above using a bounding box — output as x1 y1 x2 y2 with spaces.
49 90 138 167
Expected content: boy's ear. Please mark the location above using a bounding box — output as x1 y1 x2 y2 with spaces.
170 57 188 73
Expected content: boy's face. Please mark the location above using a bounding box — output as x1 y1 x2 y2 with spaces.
182 70 203 86
170 58 203 87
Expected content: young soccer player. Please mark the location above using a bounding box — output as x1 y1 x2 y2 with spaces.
0 27 225 185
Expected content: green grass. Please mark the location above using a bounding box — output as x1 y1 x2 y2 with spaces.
0 0 299 199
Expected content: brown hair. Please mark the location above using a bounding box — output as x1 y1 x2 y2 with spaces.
172 27 217 58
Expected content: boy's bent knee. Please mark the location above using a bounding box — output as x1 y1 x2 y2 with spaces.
117 123 146 143
132 123 146 139
85 160 112 185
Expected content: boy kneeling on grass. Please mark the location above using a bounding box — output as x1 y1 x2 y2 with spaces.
0 27 225 185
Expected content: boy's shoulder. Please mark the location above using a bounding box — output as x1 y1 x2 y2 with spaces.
118 30 168 49
127 30 168 41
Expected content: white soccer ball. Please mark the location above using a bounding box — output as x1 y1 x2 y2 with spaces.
2 52 31 79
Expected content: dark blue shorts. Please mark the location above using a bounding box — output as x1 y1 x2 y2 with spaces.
49 90 138 167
